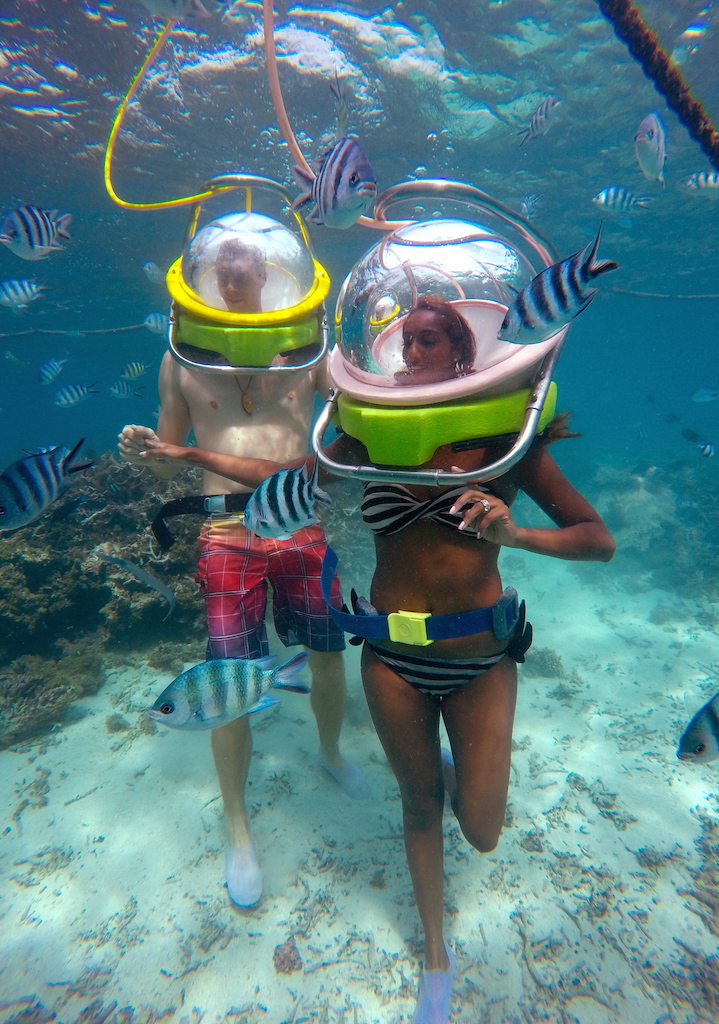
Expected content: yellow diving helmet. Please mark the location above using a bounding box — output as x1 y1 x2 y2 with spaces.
165 175 330 374
313 180 567 486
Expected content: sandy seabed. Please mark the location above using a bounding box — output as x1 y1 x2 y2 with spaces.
1 550 718 1024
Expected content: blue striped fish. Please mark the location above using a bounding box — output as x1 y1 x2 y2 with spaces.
54 382 98 407
148 651 310 730
498 226 619 343
592 186 653 213
121 360 152 380
0 438 93 532
244 459 331 540
0 204 72 260
292 74 376 229
681 171 719 193
39 356 68 385
144 312 169 333
518 96 560 146
110 380 143 399
0 279 44 313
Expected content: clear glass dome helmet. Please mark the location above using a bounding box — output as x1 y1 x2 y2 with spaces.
331 216 562 405
314 180 567 482
165 176 330 374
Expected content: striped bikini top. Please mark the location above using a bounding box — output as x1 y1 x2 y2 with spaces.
361 482 482 536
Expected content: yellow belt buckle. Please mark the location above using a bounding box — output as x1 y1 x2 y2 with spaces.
387 610 433 646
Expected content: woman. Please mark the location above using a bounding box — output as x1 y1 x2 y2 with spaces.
395 295 476 386
141 300 615 1024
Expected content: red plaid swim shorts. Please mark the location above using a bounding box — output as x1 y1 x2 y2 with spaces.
196 517 346 660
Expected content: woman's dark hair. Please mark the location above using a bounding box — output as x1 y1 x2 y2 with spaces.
410 295 476 376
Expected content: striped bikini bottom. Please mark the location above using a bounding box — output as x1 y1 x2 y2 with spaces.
366 642 508 698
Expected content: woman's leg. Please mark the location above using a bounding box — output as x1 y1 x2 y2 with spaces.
361 645 449 970
441 657 518 853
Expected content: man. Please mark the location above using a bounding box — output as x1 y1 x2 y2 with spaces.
119 238 368 908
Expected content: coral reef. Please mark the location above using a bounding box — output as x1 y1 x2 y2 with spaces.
523 647 566 679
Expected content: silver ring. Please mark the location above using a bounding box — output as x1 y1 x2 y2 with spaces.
480 498 491 513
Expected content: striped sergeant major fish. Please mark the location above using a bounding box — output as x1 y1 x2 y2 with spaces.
110 380 143 399
0 279 44 313
54 382 98 407
592 186 653 213
121 360 152 380
0 437 93 533
144 312 169 334
39 356 68 385
292 72 376 229
680 170 719 193
678 691 719 763
0 204 72 260
149 651 311 730
498 225 619 344
244 458 331 540
518 96 560 146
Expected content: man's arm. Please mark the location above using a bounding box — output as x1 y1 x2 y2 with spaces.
118 352 191 480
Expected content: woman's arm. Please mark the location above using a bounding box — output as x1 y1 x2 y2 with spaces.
140 431 361 489
452 446 615 562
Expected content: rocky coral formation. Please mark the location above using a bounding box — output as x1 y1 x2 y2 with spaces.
0 453 208 748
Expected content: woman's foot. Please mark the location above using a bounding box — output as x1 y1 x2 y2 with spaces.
412 943 456 1024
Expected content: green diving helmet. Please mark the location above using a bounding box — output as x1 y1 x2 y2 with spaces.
312 180 567 486
165 175 330 374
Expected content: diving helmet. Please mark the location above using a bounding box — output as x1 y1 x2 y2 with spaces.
165 175 330 374
314 181 566 483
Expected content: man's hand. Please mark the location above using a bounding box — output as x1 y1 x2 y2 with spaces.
118 424 161 464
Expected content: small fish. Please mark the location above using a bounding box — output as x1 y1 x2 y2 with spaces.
0 279 44 314
148 651 311 730
144 312 169 334
50 494 86 522
139 0 214 19
142 260 163 285
691 387 719 403
700 441 715 457
244 459 331 540
682 428 702 442
96 551 176 619
39 356 68 385
680 171 719 194
678 692 719 763
54 383 98 408
121 360 152 380
519 193 541 220
110 380 144 399
498 225 619 343
4 350 28 368
0 204 72 260
637 428 648 442
665 412 680 424
518 97 560 146
592 186 653 213
634 112 666 184
0 438 92 533
292 73 376 229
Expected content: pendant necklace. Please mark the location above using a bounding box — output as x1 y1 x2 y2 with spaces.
235 375 253 415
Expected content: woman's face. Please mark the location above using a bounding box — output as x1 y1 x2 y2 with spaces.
400 308 457 385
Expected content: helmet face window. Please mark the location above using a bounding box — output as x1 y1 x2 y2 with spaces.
181 212 315 314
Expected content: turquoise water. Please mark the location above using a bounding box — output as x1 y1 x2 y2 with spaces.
1 1 719 1021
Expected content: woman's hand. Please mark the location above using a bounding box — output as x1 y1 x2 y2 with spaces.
138 436 193 464
449 472 519 546
118 424 160 464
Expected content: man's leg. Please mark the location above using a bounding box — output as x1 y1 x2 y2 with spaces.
211 715 262 906
198 520 269 906
307 648 369 799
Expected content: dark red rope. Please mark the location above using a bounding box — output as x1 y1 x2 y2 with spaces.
597 0 719 171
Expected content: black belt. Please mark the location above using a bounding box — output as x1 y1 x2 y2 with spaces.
151 493 250 550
